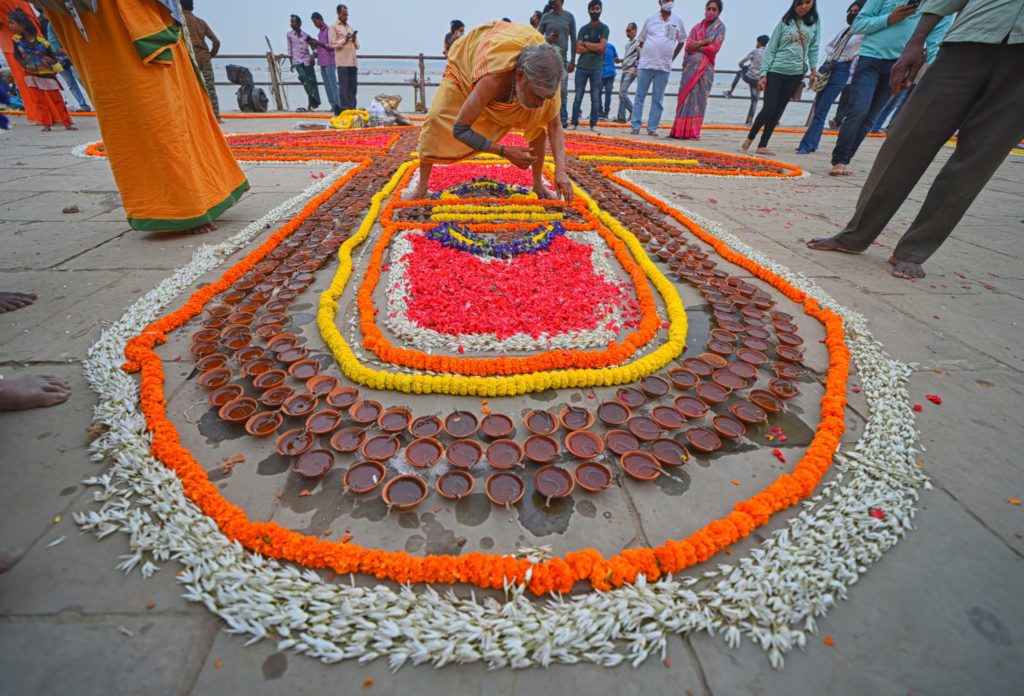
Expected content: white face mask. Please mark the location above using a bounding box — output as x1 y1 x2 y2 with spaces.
661 1 674 11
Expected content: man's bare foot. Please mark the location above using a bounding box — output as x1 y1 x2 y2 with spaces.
403 181 429 201
756 147 776 157
829 164 852 176
806 237 865 253
182 222 219 235
41 125 52 133
740 138 752 151
0 375 71 411
889 256 926 279
0 548 22 574
0 291 37 314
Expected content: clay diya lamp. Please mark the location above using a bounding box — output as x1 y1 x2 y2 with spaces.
436 470 475 501
736 347 769 367
718 319 746 334
206 303 232 319
695 382 730 406
259 312 286 327
330 426 366 454
651 438 690 467
741 336 771 353
234 346 265 363
776 332 805 348
306 375 339 398
698 352 729 370
293 449 334 480
444 411 479 438
744 326 771 340
242 359 275 378
378 407 412 433
710 329 739 343
343 461 386 495
282 392 319 418
306 409 343 435
445 439 483 469
267 333 298 352
742 308 766 322
485 472 525 506
288 359 320 381
627 416 662 442
772 362 805 380
574 462 613 493
195 353 228 372
729 400 768 425
615 386 647 408
252 370 287 391
276 346 309 365
534 466 575 501
191 328 221 344
674 395 709 420
265 298 289 313
208 383 245 408
712 369 747 392
409 414 443 439
485 439 524 470
667 367 699 391
404 437 444 468
275 428 315 457
605 429 640 456
753 297 776 311
597 400 631 427
326 386 360 409
523 434 560 464
638 376 670 399
480 413 515 439
559 406 594 431
197 367 233 390
712 415 747 440
775 346 805 363
361 434 401 462
220 290 245 306
348 399 382 424
218 397 258 423
382 475 428 511
769 378 801 400
727 361 759 381
682 357 713 377
651 405 686 430
277 289 299 301
714 310 739 324
226 311 256 326
259 385 294 409
620 451 662 481
245 410 283 437
565 430 604 459
770 310 795 323
685 427 722 454
743 317 767 329
190 341 218 358
749 389 784 414
707 339 735 357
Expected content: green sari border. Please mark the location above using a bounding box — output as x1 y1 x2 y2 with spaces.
127 179 250 232
134 24 181 64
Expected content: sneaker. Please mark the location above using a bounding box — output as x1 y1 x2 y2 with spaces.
647 130 659 137
629 129 640 135
724 90 732 98
79 104 92 111
613 117 627 124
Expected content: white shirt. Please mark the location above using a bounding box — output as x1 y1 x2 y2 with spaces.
826 28 864 63
637 11 687 72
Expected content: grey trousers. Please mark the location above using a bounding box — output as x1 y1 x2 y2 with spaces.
617 70 636 121
836 42 1024 264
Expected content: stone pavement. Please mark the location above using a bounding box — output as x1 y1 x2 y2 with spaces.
0 115 1021 695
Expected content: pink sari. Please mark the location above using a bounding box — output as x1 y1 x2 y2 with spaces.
668 19 725 140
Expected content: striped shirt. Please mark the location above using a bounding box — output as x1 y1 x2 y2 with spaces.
621 37 640 72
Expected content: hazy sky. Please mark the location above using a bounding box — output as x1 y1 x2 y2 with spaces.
197 1 851 69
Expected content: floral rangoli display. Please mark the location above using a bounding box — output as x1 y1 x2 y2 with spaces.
76 128 924 670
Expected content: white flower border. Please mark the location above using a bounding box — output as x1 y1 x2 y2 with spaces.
77 158 925 671
382 230 637 354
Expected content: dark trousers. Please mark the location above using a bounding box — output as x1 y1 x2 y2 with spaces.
835 43 1024 264
572 68 602 128
740 73 760 123
337 66 358 110
747 72 802 148
601 75 615 117
295 62 321 109
830 55 895 165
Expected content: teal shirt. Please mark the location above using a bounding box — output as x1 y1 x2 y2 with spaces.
853 0 946 60
576 21 610 72
921 0 1024 44
762 19 820 76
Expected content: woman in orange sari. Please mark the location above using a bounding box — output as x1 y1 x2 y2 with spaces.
408 21 572 202
45 0 248 233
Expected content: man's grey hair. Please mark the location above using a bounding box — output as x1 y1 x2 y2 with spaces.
515 44 565 96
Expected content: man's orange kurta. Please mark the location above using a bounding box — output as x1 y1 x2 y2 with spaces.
48 0 248 231
0 0 50 125
418 21 560 164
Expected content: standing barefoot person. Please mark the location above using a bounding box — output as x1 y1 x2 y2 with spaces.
45 1 248 234
742 0 820 156
0 291 36 313
7 8 75 132
408 21 573 202
0 290 70 411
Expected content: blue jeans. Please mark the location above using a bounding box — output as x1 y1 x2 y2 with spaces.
601 75 615 117
831 56 896 166
631 68 670 133
320 65 340 113
871 85 912 131
572 68 602 127
798 60 851 153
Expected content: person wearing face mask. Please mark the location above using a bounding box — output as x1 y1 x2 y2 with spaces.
668 0 726 139
570 0 610 131
631 1 688 136
797 2 865 154
409 21 573 203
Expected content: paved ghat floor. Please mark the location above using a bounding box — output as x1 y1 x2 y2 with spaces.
0 115 1021 695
